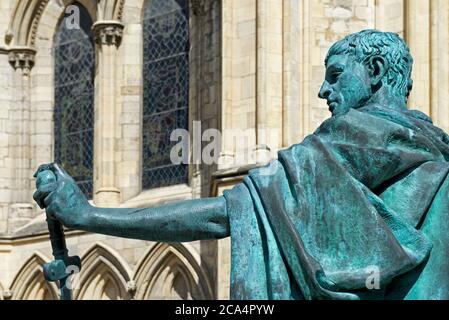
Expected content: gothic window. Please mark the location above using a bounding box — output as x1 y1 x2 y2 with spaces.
142 0 189 189
54 3 95 198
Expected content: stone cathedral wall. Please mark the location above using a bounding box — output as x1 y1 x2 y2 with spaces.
0 0 448 300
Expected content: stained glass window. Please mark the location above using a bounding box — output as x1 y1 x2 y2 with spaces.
142 0 189 190
54 3 95 198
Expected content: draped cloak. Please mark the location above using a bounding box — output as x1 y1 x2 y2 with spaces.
223 104 449 300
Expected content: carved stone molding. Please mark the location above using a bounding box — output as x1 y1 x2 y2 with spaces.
9 252 58 300
29 0 49 47
92 21 125 47
6 0 49 47
2 289 12 300
133 243 214 299
115 0 125 21
191 0 206 16
97 0 125 21
7 47 37 76
126 280 137 297
76 242 132 300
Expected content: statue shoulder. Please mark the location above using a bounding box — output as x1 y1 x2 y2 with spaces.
360 104 449 148
313 108 378 135
405 109 433 123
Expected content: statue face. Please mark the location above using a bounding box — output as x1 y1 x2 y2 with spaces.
319 54 372 116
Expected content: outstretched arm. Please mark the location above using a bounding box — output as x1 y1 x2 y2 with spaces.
78 197 229 242
33 163 229 242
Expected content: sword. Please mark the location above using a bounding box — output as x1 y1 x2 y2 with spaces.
34 165 81 300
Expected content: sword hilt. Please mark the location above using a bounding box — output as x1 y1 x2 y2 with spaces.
43 257 81 282
35 167 81 300
43 216 81 282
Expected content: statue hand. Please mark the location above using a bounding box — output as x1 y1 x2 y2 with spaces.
33 163 91 229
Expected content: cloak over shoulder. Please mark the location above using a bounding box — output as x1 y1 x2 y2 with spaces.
223 105 449 300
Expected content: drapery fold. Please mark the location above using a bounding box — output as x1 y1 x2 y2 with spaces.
224 106 449 300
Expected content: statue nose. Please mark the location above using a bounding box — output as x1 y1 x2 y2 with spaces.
318 82 331 99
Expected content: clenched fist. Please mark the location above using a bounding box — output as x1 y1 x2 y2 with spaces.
33 163 91 229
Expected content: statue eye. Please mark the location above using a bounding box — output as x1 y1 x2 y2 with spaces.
332 71 341 79
328 71 342 84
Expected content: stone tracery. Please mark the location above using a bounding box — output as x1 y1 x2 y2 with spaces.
9 252 58 300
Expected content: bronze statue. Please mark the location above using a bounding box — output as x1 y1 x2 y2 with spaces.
34 30 449 299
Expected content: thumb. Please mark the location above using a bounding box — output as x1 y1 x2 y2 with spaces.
49 163 75 182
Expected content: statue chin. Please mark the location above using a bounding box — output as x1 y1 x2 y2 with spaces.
330 103 350 117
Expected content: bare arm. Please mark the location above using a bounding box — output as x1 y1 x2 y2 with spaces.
78 197 229 242
33 163 230 242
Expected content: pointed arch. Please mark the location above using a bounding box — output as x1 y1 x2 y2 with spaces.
6 0 50 47
6 0 98 47
9 252 58 300
26 0 99 178
55 0 97 23
98 0 125 21
76 242 132 300
134 243 213 300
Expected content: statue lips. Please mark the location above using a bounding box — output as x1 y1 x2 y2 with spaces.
327 101 338 112
326 94 339 112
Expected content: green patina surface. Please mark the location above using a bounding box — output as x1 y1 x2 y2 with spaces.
34 30 449 299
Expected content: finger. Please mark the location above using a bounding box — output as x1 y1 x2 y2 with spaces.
43 181 65 208
34 183 58 200
46 201 60 220
33 183 58 208
33 163 54 178
35 170 57 188
49 163 75 182
43 191 57 210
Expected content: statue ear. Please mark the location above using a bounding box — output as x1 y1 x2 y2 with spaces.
368 55 388 87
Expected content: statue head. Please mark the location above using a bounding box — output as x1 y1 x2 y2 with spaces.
319 29 414 116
